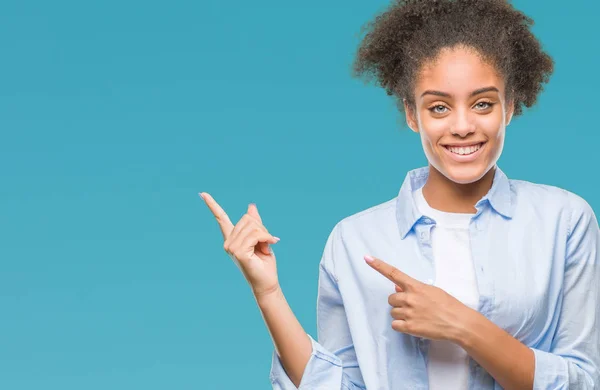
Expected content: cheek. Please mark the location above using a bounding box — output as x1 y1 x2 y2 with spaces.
418 117 446 145
476 123 505 146
476 110 505 136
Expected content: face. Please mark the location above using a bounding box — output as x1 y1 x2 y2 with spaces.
404 45 514 185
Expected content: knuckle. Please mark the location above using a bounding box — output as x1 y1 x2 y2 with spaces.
247 213 260 225
230 246 242 258
391 320 403 332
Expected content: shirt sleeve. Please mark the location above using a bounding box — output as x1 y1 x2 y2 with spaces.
530 193 600 389
269 225 366 389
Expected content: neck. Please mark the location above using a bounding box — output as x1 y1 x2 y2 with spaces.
421 165 495 213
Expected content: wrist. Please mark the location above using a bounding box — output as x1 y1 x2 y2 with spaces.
254 284 284 308
449 306 481 348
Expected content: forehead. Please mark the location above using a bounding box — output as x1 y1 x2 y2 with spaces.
415 46 505 96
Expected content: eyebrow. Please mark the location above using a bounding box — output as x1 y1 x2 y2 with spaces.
420 86 500 99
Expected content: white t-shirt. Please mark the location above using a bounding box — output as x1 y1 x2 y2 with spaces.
413 187 480 390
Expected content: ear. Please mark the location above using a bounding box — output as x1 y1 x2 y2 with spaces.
403 99 419 133
505 97 515 126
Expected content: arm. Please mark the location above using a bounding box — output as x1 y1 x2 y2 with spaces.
455 194 599 389
455 307 535 389
268 227 366 389
200 196 364 389
257 286 313 388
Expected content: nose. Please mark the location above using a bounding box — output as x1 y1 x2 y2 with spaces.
450 108 476 137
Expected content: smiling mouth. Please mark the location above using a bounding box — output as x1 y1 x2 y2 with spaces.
443 142 486 156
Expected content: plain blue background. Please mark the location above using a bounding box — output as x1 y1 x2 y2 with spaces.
0 0 598 388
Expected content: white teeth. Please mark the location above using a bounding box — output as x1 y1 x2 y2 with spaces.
447 143 482 155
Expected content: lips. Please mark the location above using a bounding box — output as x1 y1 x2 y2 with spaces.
444 142 484 156
442 142 487 162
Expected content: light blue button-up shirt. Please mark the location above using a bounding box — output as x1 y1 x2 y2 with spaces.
269 165 599 389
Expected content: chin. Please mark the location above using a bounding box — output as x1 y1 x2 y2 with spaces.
435 162 492 185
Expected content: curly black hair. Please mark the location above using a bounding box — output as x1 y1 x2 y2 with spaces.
352 0 554 117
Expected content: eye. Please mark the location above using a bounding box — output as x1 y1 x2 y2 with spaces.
428 105 448 114
474 101 494 110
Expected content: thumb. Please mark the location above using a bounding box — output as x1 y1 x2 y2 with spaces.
247 203 263 224
247 203 271 255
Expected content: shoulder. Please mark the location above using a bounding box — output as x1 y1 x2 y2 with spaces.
510 178 571 201
340 197 396 223
562 190 598 238
510 179 597 234
335 197 397 237
511 178 575 209
321 197 397 266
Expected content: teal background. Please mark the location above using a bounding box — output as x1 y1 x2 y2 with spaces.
1 0 598 388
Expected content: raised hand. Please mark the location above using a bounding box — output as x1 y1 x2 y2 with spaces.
200 192 281 298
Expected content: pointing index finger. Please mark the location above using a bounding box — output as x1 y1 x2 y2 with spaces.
200 192 234 239
364 255 415 290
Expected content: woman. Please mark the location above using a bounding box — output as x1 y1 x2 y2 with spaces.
200 0 599 388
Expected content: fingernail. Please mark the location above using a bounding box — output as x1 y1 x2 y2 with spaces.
198 192 205 199
364 255 374 263
273 236 281 242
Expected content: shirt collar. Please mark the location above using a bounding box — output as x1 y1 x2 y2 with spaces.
395 165 514 239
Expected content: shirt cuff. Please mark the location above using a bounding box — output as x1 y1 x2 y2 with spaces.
269 334 343 389
531 347 569 389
